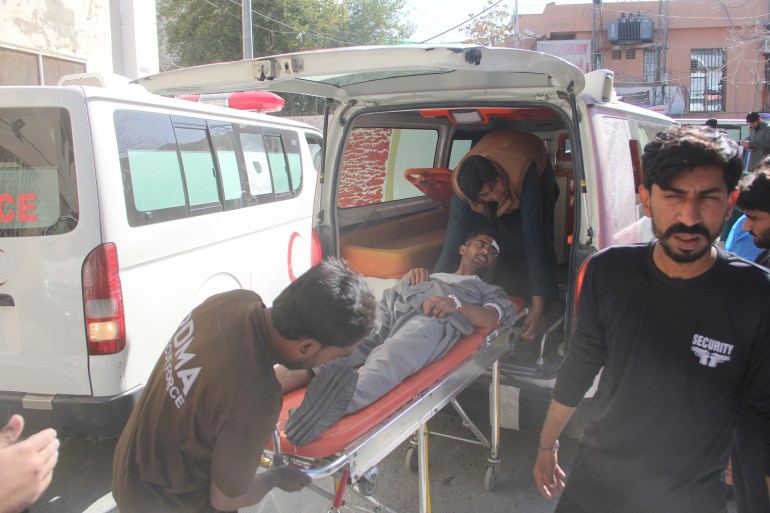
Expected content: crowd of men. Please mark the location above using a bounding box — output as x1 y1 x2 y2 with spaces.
4 117 770 513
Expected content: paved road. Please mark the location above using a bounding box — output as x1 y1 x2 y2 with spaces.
29 411 737 513
30 412 565 513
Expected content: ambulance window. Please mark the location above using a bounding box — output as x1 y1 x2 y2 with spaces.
637 122 661 149
306 134 323 174
116 111 188 226
175 125 223 214
337 128 438 209
238 130 273 200
281 129 303 196
0 107 78 237
209 121 247 208
448 140 472 169
264 134 292 197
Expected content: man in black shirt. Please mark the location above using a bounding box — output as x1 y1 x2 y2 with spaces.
732 162 770 512
533 126 770 513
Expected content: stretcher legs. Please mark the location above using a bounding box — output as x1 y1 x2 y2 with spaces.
486 359 501 491
404 355 504 499
417 423 431 513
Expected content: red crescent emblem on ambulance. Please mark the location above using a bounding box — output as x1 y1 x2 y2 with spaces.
288 232 300 282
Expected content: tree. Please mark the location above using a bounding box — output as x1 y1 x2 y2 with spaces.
158 0 413 69
158 0 413 114
462 1 512 47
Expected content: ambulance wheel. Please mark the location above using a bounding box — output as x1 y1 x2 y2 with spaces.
484 465 497 491
405 446 418 472
359 473 377 496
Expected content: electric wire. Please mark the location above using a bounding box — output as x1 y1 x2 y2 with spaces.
419 0 506 43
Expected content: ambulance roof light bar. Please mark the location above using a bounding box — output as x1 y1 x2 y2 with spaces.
177 91 285 113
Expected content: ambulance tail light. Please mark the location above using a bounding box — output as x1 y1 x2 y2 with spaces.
572 257 591 331
177 91 285 113
82 243 126 355
310 229 323 266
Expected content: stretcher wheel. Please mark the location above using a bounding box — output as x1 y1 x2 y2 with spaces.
405 446 418 472
484 465 497 491
358 473 377 496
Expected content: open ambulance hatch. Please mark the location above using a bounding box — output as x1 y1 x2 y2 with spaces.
136 45 586 106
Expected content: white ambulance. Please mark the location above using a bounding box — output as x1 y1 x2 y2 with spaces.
136 45 676 435
0 74 322 438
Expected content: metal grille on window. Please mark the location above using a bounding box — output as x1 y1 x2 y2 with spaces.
643 50 657 85
689 49 726 113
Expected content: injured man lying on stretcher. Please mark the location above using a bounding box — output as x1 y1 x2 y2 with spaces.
276 229 518 446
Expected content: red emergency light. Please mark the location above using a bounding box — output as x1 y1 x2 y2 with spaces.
177 91 285 113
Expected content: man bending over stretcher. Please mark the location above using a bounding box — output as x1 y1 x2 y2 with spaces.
277 230 518 446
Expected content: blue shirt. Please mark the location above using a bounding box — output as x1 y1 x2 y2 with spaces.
725 215 762 261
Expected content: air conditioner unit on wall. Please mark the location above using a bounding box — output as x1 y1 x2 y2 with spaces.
763 38 770 54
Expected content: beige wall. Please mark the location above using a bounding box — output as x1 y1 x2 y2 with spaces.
1 0 158 85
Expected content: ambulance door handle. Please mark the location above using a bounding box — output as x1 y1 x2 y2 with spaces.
0 293 14 307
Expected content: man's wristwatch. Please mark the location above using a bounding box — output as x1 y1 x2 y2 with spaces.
538 439 560 451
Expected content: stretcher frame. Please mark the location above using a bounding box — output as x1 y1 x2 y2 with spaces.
270 308 527 513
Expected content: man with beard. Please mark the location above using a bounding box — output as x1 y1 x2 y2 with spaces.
742 112 770 172
729 163 770 513
533 126 770 513
113 259 378 513
739 162 770 267
277 230 518 446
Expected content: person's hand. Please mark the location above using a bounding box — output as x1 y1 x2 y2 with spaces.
0 415 60 513
0 414 23 449
421 296 457 318
269 465 311 493
533 446 566 500
405 268 430 285
521 300 543 340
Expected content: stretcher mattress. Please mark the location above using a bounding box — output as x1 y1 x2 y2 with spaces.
276 328 488 459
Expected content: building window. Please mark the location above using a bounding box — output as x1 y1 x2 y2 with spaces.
612 50 622 60
625 49 636 60
643 49 657 84
689 48 726 113
0 46 85 86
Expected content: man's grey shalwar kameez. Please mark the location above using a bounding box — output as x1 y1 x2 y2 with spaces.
341 273 517 413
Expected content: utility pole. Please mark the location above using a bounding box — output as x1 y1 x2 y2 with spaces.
661 0 669 108
242 0 253 60
512 0 520 48
592 0 603 71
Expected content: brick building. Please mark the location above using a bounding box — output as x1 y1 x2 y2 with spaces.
518 0 769 119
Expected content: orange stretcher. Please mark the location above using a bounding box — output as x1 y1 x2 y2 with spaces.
268 301 527 513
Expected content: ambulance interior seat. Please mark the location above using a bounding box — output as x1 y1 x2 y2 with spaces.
403 167 453 210
340 208 448 280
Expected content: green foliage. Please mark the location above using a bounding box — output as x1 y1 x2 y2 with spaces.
158 0 414 114
463 1 512 47
159 0 414 68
